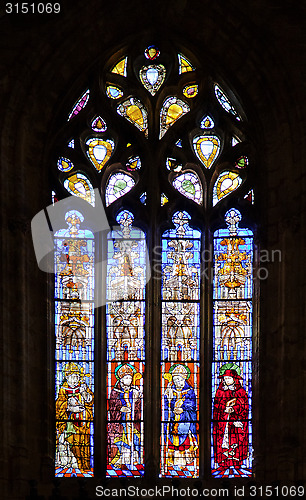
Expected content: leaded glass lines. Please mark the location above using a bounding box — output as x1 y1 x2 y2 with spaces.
160 211 200 478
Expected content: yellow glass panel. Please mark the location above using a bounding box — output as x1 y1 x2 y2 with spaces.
217 172 240 200
183 85 198 98
178 54 195 74
193 135 220 169
64 173 94 205
111 57 127 77
86 138 115 171
166 103 184 125
126 105 144 129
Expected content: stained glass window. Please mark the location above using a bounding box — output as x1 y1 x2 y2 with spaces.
161 211 201 477
63 173 95 206
160 97 190 139
86 138 115 171
55 210 95 477
111 57 128 77
213 171 243 206
172 171 203 205
106 211 146 477
105 172 136 206
117 98 148 137
139 64 166 95
68 89 90 121
57 157 74 172
193 134 221 169
53 42 256 481
214 84 241 121
91 116 107 132
178 53 195 74
212 209 253 478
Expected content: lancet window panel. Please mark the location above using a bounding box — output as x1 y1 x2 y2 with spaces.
106 210 146 477
160 211 201 478
211 209 253 479
54 210 95 478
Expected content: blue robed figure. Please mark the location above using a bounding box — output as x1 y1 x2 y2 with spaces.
164 364 198 468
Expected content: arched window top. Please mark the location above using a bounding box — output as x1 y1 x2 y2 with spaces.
53 39 256 480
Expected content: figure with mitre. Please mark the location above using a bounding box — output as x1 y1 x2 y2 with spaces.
213 362 249 469
108 363 142 468
56 362 94 471
164 364 198 469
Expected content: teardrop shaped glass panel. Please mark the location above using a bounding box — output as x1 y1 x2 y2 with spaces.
183 84 198 99
213 170 242 206
144 45 160 60
193 134 221 169
172 171 203 205
160 97 190 139
63 173 95 206
57 157 74 172
86 138 115 171
117 98 148 137
91 116 107 132
105 172 135 206
139 64 166 95
200 115 214 129
106 85 123 99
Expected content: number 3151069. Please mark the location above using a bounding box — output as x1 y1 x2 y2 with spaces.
6 3 61 14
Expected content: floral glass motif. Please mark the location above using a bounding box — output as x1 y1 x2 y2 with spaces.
161 211 200 478
105 172 136 207
183 84 198 99
212 209 253 478
106 210 146 477
166 157 183 173
160 97 190 139
91 116 107 132
55 210 95 477
213 171 242 206
68 139 75 148
193 134 221 169
144 45 160 60
200 115 214 129
172 172 203 205
139 64 166 95
86 138 115 171
58 157 74 172
63 173 95 206
126 156 141 171
111 57 128 77
106 85 124 99
214 84 241 121
235 156 248 169
68 89 90 121
178 53 195 74
117 98 148 137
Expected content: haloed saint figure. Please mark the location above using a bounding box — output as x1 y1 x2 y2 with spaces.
55 363 94 471
164 364 198 468
108 363 142 469
213 363 249 470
